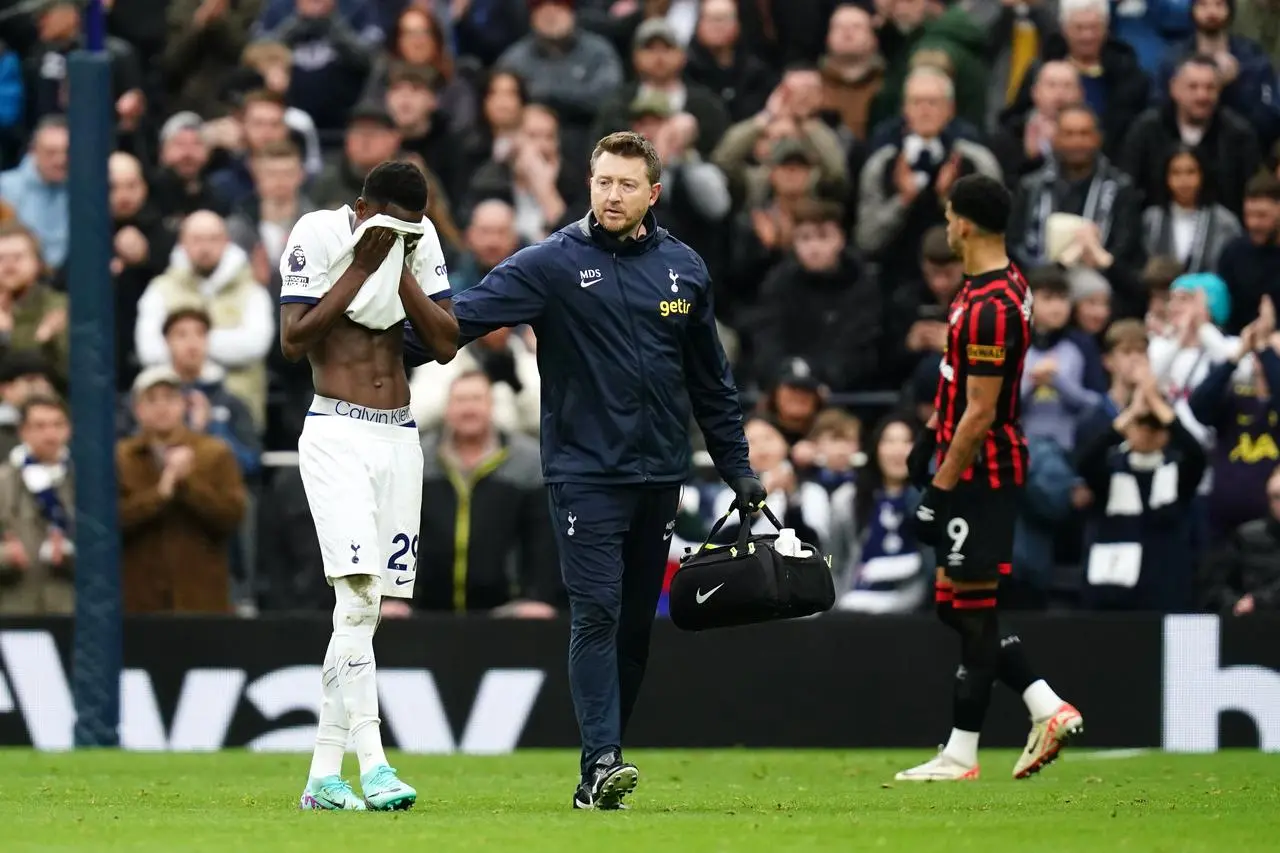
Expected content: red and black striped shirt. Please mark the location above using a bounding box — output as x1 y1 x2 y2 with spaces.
932 263 1032 489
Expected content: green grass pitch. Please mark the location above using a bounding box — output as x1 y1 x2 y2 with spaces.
3 749 1277 852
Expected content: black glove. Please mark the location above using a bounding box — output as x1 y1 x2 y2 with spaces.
731 475 766 513
907 429 937 488
912 483 952 547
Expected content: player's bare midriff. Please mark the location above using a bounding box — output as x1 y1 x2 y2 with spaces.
306 317 411 410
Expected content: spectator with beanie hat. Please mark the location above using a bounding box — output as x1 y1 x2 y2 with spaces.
1067 265 1114 341
117 366 246 614
1062 266 1110 390
591 18 731 160
1190 294 1280 541
1021 266 1103 453
755 357 826 445
0 351 55 460
308 103 403 210
1150 271 1238 448
118 307 262 478
150 112 228 224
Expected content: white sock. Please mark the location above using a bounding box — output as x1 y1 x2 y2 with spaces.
943 728 980 767
332 577 388 776
1023 679 1065 721
308 635 349 780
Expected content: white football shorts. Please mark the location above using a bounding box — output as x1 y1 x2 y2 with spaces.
297 395 423 599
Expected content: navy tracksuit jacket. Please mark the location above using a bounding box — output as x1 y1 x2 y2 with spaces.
413 210 752 774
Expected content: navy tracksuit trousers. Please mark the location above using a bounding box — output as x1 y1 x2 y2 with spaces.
547 482 681 776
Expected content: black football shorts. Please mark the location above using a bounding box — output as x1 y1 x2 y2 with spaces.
938 482 1021 583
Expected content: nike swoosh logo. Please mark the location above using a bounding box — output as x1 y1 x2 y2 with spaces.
695 583 724 604
394 576 413 585
580 280 598 288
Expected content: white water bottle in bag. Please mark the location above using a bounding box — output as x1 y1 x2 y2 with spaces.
775 528 800 557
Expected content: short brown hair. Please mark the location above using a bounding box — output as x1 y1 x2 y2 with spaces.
1027 264 1070 297
1142 255 1184 294
0 222 42 257
792 199 844 228
163 307 211 337
241 41 291 69
387 61 441 92
449 368 491 394
1245 170 1280 202
809 409 861 443
909 49 954 78
920 226 955 265
252 139 301 162
19 393 67 425
1104 318 1148 353
241 89 287 113
590 131 662 186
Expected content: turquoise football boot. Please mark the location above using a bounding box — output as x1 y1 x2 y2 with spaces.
360 765 417 811
299 775 368 811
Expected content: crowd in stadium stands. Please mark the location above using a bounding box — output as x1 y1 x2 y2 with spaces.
7 0 1280 620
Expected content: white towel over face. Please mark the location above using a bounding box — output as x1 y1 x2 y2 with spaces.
279 205 453 331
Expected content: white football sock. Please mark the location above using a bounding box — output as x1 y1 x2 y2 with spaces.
1023 679 1065 721
308 634 349 780
943 728 980 767
332 577 388 776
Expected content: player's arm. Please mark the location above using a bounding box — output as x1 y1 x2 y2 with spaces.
452 246 549 347
932 374 1001 489
279 228 398 361
399 263 458 363
400 224 459 365
932 299 1011 489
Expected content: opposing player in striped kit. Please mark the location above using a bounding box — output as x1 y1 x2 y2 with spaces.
901 174 1082 783
278 162 458 810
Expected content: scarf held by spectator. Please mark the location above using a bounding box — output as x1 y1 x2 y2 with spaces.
9 442 73 552
1085 445 1182 591
1024 155 1121 264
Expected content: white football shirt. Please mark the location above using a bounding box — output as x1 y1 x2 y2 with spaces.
278 205 452 327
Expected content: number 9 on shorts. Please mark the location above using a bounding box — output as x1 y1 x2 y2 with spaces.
936 482 1021 584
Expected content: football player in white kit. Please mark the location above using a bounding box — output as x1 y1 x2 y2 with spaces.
279 162 459 811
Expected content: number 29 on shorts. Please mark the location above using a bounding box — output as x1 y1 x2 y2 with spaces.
388 533 418 571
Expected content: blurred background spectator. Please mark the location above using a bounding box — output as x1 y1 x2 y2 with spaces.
117 367 246 614
0 117 69 276
388 370 561 618
0 224 68 390
0 394 73 615
134 209 273 426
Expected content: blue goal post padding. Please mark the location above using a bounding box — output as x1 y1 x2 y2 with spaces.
67 49 122 748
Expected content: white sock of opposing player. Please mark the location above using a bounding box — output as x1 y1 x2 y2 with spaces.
1022 679 1066 721
307 635 349 780
943 728 980 767
332 577 389 775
